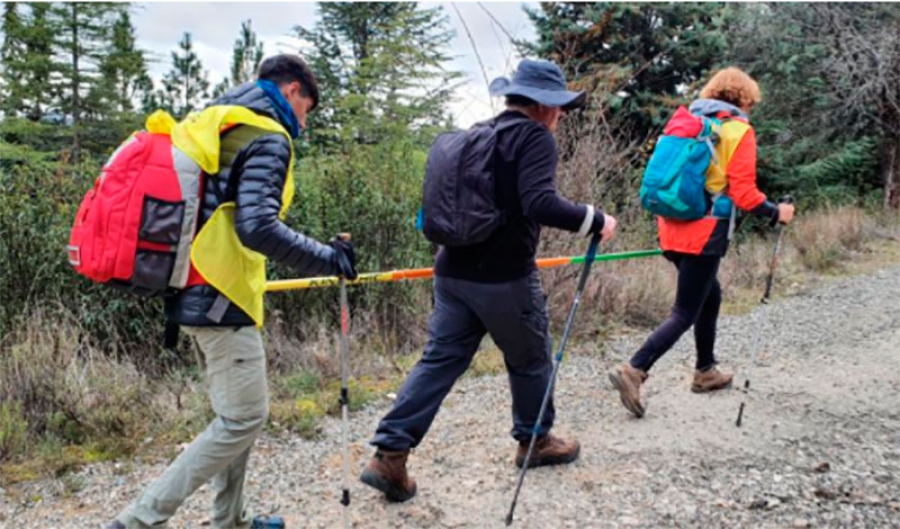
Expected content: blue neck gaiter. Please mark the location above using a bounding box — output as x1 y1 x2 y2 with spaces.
256 79 301 139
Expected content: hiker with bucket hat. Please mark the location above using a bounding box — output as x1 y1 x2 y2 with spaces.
360 59 617 502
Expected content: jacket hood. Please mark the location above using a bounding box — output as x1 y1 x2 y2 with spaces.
211 82 287 130
689 98 748 120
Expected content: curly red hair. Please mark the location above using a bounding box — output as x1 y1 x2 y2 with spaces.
700 67 761 111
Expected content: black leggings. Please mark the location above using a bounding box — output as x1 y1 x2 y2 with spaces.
630 253 721 372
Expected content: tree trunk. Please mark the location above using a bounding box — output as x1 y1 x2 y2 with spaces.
886 140 900 209
70 3 81 163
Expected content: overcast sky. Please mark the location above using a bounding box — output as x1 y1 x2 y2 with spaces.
132 2 538 127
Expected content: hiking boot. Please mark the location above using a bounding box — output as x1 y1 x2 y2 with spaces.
608 363 648 418
691 366 734 393
360 449 417 502
515 433 581 468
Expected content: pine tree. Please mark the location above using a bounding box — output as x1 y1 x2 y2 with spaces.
1 2 26 116
158 32 210 118
51 1 127 159
213 19 264 98
1 3 56 121
97 10 152 114
231 19 264 86
295 2 461 147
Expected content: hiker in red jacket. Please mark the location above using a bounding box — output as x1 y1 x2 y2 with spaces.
609 67 796 418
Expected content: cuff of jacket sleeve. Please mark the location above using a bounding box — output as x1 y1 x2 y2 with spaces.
578 205 595 237
750 200 780 225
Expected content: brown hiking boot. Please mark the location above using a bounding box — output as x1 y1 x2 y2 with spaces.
608 363 648 418
691 366 734 393
360 449 417 502
515 433 581 468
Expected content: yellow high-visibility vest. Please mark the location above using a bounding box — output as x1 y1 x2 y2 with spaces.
146 106 295 327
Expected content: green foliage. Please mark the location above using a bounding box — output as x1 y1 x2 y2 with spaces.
1 3 56 121
0 140 165 360
1 4 149 159
156 32 211 118
268 138 432 348
759 138 880 208
729 3 897 207
50 2 130 159
97 11 152 114
230 19 264 85
527 2 733 142
0 117 71 154
296 2 462 149
1 3 28 113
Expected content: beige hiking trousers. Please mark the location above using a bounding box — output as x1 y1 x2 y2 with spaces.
118 326 269 529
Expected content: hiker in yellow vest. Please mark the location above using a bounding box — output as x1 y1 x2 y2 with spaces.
108 54 357 529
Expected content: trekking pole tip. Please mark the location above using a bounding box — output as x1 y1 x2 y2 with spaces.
736 403 745 427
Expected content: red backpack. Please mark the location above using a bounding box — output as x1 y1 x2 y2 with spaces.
67 130 204 296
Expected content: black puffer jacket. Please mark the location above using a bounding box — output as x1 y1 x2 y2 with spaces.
166 82 338 327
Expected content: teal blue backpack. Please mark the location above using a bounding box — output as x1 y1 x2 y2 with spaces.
640 106 722 220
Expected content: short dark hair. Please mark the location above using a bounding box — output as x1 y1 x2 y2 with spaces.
257 54 320 111
505 94 538 108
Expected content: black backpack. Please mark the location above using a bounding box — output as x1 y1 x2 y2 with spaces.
421 117 529 247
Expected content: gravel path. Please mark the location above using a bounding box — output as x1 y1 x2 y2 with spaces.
3 266 899 528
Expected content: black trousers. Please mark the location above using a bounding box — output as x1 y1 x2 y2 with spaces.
630 252 722 372
371 272 554 451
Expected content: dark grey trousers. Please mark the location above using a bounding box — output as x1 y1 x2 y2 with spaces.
371 271 555 450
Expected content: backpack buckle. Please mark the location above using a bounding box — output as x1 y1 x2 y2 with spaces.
66 245 81 267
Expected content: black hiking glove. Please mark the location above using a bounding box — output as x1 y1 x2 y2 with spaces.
330 236 358 280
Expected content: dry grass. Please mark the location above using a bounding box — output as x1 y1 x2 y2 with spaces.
790 206 876 271
0 310 166 482
0 308 408 482
540 206 897 344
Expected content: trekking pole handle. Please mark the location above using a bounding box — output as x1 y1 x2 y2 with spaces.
777 195 794 215
576 232 602 293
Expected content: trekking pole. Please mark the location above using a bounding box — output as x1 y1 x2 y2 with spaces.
505 232 602 526
735 196 793 428
266 249 662 291
336 234 352 529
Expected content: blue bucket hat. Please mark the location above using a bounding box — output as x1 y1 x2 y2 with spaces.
489 59 586 110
